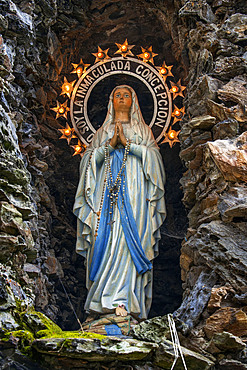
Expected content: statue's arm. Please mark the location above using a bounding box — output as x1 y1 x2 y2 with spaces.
129 138 159 160
129 143 143 159
93 143 114 165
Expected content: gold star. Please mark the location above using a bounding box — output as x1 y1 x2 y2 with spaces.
156 61 173 82
170 79 186 99
160 129 180 148
51 100 70 119
71 140 87 157
60 77 76 98
71 59 90 78
58 123 77 144
115 39 135 58
171 105 185 125
137 46 158 65
92 46 111 64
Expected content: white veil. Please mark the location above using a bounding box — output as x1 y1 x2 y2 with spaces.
89 85 159 148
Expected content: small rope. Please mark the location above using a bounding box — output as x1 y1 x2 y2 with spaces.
58 275 84 332
168 314 187 370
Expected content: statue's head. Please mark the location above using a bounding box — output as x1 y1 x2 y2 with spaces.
113 86 132 114
102 84 148 137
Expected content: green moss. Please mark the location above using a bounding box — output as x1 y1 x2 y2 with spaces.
36 329 105 340
14 306 62 336
17 308 105 340
5 330 35 356
6 302 105 360
15 298 28 313
5 329 34 342
27 310 62 335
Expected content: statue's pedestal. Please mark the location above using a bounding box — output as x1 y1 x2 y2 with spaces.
82 314 139 336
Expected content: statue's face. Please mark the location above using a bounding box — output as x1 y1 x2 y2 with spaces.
113 88 132 113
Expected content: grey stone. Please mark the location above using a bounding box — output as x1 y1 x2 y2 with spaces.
234 292 247 305
216 38 244 58
196 49 214 76
0 202 23 234
206 99 229 122
179 0 216 23
207 133 247 182
218 13 247 43
38 0 57 18
0 233 24 262
154 340 215 369
187 75 223 116
189 115 216 130
0 13 8 31
218 359 247 370
0 1 247 369
0 311 20 331
23 263 41 277
208 331 246 352
132 315 171 343
174 271 217 331
182 221 247 291
218 185 247 222
47 29 63 74
0 275 16 310
214 56 247 80
33 337 158 362
212 118 239 140
5 1 34 39
218 75 247 110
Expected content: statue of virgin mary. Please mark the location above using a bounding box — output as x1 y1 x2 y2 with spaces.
73 85 166 321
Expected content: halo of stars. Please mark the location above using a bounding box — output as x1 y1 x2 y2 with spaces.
170 79 186 99
58 123 77 144
71 140 86 157
137 46 158 65
115 39 135 58
60 77 76 98
161 129 181 148
157 61 174 82
172 106 185 125
92 46 111 64
71 59 90 78
51 100 70 119
51 41 186 154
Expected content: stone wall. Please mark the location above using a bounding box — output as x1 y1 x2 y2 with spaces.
0 0 247 368
173 1 247 368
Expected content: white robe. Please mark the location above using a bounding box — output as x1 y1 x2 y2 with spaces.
73 86 166 319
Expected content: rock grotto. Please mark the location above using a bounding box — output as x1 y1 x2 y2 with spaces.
0 0 246 369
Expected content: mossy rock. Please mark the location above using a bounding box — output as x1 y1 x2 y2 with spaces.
15 307 105 340
5 330 35 356
132 315 171 343
36 329 105 340
6 308 105 359
32 336 158 362
18 309 62 336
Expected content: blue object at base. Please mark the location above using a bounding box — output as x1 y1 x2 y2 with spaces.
105 324 122 336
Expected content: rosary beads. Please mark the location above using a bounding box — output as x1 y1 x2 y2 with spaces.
83 139 130 240
83 152 106 238
104 139 130 226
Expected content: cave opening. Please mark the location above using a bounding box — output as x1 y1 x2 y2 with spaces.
36 0 188 330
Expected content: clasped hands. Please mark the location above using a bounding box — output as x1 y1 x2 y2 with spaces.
110 121 127 148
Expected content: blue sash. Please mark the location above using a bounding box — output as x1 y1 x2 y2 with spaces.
89 149 152 281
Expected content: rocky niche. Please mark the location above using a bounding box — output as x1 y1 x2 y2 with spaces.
0 0 247 369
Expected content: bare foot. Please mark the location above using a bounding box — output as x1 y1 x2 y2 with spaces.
115 306 128 317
